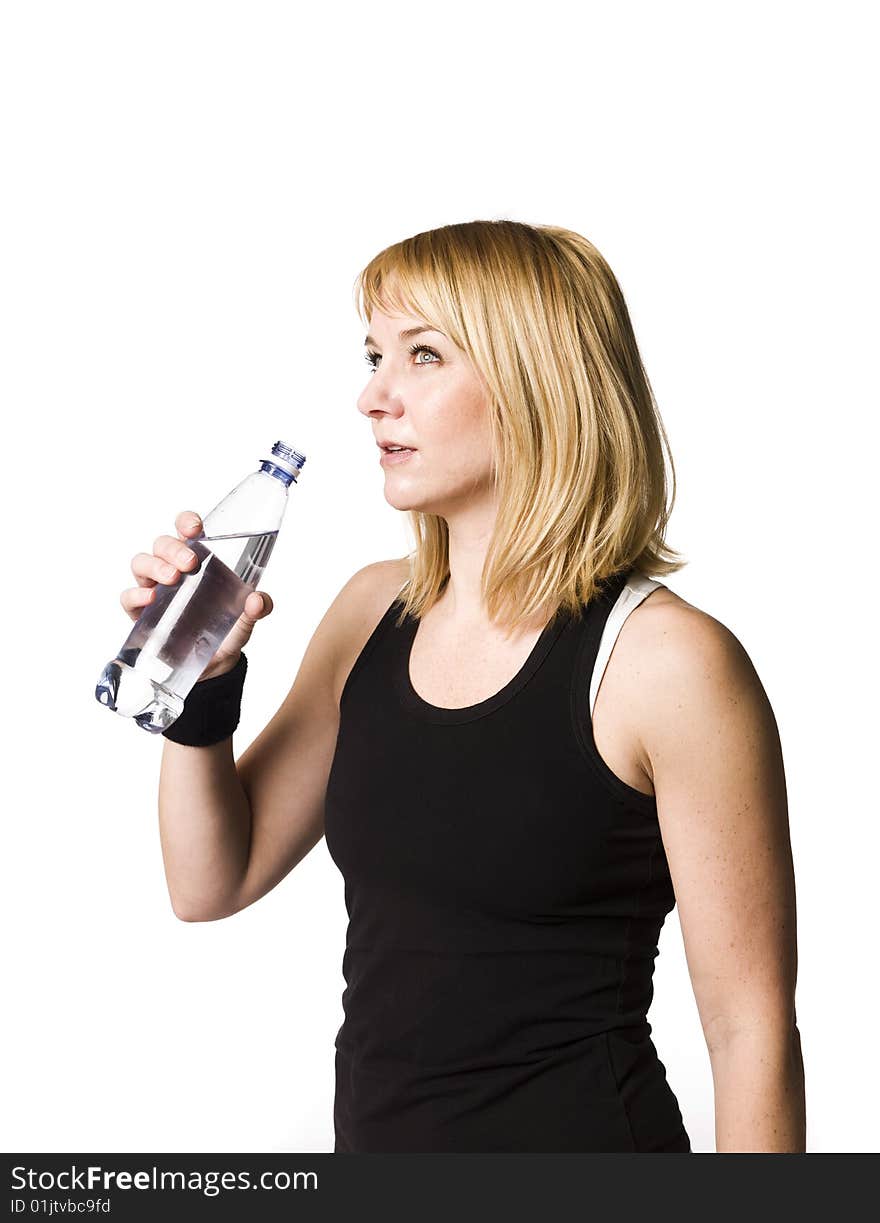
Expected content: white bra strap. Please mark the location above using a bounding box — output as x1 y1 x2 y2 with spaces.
589 574 664 718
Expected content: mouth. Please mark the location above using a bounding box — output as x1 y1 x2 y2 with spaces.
379 446 417 466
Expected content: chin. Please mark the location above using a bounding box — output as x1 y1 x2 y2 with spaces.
383 470 488 516
384 488 431 513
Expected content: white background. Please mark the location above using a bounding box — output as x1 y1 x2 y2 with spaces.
1 0 877 1154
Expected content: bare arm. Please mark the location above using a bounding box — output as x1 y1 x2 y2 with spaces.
636 603 806 1152
158 738 252 921
158 558 409 922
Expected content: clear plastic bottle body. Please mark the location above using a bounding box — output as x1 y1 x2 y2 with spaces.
95 442 305 734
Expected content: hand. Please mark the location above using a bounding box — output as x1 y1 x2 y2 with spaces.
120 510 274 682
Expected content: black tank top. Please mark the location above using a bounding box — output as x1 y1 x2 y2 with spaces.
324 565 690 1153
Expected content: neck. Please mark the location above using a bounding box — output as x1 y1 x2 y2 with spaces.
437 499 548 639
440 500 496 625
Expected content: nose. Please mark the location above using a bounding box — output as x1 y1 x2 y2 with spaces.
357 368 405 424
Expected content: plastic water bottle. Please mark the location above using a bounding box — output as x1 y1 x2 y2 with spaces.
95 440 306 734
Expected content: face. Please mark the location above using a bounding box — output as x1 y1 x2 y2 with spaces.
357 305 496 517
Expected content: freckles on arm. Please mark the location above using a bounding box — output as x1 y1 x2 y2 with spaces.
636 607 806 1152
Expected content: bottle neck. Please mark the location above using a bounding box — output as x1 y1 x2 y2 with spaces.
259 460 297 488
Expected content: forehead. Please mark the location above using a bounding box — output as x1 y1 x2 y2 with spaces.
364 301 446 349
367 302 425 327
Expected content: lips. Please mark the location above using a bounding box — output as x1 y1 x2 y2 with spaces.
379 446 417 466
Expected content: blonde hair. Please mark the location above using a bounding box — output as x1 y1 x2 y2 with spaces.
354 219 686 633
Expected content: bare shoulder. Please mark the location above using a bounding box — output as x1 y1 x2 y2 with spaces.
330 556 410 707
623 583 772 775
630 584 756 678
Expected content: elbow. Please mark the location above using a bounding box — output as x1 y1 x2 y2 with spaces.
171 900 235 923
705 1011 802 1061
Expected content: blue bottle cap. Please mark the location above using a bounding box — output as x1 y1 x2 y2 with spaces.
265 440 306 477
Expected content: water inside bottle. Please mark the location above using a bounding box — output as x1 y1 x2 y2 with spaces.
95 530 278 733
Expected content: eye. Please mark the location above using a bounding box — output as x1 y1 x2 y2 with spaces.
362 343 442 373
408 342 441 365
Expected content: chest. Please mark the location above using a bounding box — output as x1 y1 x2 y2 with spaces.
408 615 653 799
408 618 544 707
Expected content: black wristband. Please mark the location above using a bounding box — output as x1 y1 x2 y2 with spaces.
162 652 248 746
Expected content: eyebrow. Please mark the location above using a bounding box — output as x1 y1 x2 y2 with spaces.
363 325 444 347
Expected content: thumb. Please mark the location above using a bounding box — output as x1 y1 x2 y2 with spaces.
225 591 272 654
245 591 273 619
209 591 275 668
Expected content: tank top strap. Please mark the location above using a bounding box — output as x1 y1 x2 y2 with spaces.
566 567 665 813
588 572 664 717
338 581 408 710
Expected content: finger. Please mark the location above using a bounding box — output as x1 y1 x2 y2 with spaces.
220 594 270 655
245 591 272 617
242 593 262 620
131 552 159 589
137 545 182 586
121 585 156 618
151 535 198 575
153 533 185 559
158 537 199 572
175 511 203 540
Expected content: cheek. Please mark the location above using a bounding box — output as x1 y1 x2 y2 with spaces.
433 383 491 445
431 414 493 485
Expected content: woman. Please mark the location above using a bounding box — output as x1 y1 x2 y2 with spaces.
136 220 806 1152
